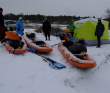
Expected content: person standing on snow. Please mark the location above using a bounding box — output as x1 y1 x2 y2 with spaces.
0 7 4 41
67 20 75 37
16 17 24 36
95 19 105 48
42 17 51 41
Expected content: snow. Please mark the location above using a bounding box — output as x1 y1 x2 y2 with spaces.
0 29 110 93
26 23 67 30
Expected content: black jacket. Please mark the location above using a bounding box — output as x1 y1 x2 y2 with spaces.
95 23 105 36
42 20 51 33
0 13 4 26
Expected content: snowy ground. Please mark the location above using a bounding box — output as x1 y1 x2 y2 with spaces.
0 29 110 93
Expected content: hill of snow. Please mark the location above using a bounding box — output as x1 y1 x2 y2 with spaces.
0 29 110 93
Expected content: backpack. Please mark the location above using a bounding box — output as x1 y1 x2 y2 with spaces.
77 38 88 46
5 31 19 40
63 41 73 48
27 33 35 39
59 33 71 41
9 40 24 49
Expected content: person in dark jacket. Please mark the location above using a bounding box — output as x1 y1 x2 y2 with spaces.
95 19 105 48
42 17 51 41
0 7 4 41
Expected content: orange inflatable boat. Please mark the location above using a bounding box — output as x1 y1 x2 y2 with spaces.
23 33 53 53
5 37 27 54
58 41 96 68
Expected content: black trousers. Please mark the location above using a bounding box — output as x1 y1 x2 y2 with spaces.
70 32 74 37
97 36 101 47
44 32 50 40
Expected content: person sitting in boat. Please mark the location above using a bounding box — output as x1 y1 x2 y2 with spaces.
63 41 87 54
59 33 71 41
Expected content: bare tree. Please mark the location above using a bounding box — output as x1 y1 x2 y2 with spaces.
105 8 110 29
105 8 110 18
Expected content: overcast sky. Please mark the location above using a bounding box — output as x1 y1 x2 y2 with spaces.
0 0 110 18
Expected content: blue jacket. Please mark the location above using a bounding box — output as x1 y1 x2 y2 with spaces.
16 20 24 35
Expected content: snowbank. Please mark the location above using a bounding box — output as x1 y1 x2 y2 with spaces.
0 29 110 93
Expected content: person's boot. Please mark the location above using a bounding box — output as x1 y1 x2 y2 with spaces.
45 38 47 41
96 45 100 48
96 46 100 48
48 37 51 41
96 42 100 48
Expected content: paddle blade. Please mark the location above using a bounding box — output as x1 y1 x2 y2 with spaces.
46 58 66 69
49 63 58 69
54 62 66 69
28 47 66 69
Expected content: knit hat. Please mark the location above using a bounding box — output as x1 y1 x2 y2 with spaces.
19 17 22 20
44 17 47 20
98 19 101 22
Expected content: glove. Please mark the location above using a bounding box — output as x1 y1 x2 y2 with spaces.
17 28 19 31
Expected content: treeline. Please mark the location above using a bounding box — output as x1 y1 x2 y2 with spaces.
4 13 93 24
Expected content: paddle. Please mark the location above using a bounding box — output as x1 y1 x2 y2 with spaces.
51 43 59 47
74 54 87 57
28 47 66 69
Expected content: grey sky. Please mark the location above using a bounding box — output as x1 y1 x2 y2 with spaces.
0 0 110 18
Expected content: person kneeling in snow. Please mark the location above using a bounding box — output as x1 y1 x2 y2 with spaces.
63 41 87 54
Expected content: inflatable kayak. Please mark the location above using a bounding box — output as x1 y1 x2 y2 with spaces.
23 33 53 53
5 37 27 54
58 41 96 68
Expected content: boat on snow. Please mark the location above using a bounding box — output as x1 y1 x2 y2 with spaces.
5 37 27 54
23 33 53 53
1 31 27 54
58 41 96 68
